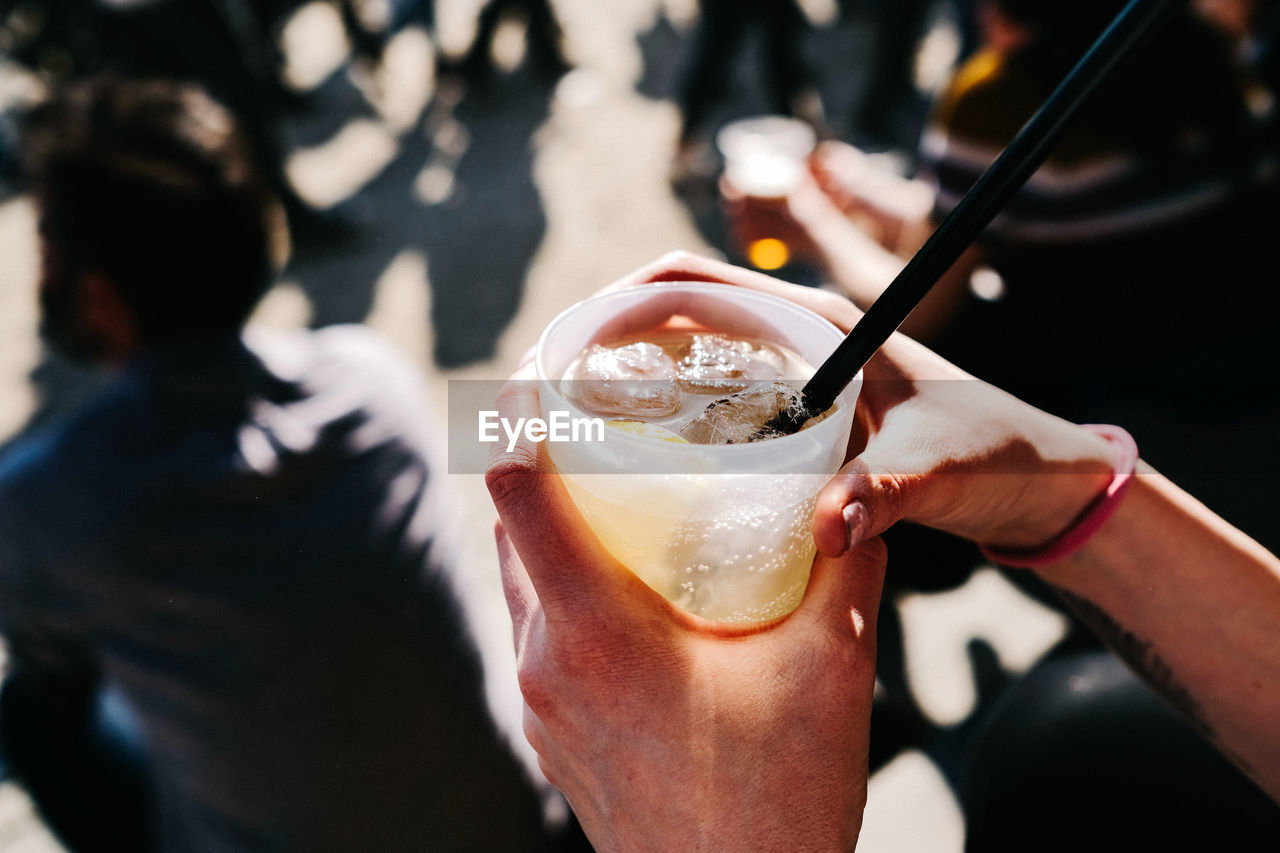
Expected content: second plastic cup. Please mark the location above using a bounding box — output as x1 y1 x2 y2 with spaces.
716 115 817 270
535 282 860 624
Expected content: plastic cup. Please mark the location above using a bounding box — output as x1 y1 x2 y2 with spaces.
534 282 860 624
717 115 817 197
716 115 817 270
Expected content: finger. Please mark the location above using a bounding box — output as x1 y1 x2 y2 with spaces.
602 252 869 342
813 455 909 556
484 366 627 618
602 250 760 291
609 254 971 386
597 254 866 358
535 747 561 793
521 702 548 767
720 268 863 333
484 363 542 481
604 252 859 325
495 519 539 655
519 704 566 792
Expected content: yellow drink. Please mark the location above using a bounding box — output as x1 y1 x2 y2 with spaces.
536 283 860 624
560 472 823 623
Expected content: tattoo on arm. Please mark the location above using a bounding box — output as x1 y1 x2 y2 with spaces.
1054 587 1214 743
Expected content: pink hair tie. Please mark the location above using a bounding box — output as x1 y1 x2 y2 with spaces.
979 424 1138 569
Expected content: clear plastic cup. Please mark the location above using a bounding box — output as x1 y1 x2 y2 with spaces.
535 282 860 624
716 115 817 270
716 115 817 198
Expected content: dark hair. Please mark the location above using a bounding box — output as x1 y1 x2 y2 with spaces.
21 75 280 347
990 0 1251 153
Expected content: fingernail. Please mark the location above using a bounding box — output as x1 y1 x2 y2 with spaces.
843 502 870 551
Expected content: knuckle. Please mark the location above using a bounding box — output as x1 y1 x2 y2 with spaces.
869 469 908 527
514 646 561 722
660 249 699 266
483 452 538 509
521 704 547 756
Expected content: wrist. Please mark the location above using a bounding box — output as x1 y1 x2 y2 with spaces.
980 425 1138 568
972 422 1117 550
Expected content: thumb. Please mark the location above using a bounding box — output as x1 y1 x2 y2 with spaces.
813 451 909 558
485 368 628 620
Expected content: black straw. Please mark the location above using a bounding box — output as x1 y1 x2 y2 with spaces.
763 0 1178 437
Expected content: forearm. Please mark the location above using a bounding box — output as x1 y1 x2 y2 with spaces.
803 208 976 345
807 210 904 312
899 409 1280 799
1035 466 1280 800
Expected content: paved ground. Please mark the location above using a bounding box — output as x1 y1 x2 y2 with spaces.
0 1 1071 849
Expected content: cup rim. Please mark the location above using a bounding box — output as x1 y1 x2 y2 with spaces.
534 281 860 459
714 114 818 160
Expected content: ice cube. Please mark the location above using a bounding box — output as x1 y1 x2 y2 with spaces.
676 334 785 394
678 380 807 445
563 342 682 418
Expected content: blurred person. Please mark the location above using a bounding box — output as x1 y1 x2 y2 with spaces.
334 0 439 74
486 251 1280 852
914 0 1280 398
0 75 573 851
721 2 1280 826
728 0 1280 552
843 0 981 147
0 0 353 247
1195 0 1280 101
671 0 822 182
439 0 570 85
744 0 1280 368
1195 0 1269 39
